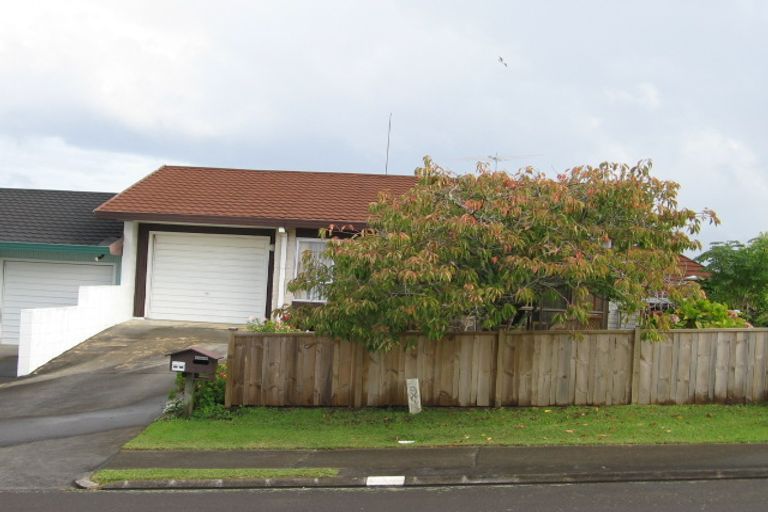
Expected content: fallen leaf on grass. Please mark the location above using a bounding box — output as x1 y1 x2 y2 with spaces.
564 429 575 434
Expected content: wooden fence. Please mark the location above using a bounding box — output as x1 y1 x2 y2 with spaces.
225 329 768 407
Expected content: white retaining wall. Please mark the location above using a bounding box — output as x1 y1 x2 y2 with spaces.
16 222 139 376
17 284 132 376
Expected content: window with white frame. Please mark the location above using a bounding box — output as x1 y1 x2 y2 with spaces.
293 238 331 302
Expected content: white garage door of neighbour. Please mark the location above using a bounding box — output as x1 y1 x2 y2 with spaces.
147 232 270 324
0 261 115 345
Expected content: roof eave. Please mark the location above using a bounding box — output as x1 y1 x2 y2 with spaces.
93 211 369 229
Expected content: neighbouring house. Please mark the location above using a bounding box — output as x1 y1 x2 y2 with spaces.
0 189 123 348
606 254 711 329
676 254 710 281
93 166 417 324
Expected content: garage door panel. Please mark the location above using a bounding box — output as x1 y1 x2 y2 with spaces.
154 245 261 257
2 281 112 295
152 270 264 282
0 294 85 306
151 269 264 284
145 310 252 324
153 252 266 263
3 264 113 280
154 242 262 254
152 261 267 274
147 233 270 324
150 303 258 316
1 261 115 344
148 287 262 300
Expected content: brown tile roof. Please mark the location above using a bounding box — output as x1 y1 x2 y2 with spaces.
677 254 710 280
95 166 418 228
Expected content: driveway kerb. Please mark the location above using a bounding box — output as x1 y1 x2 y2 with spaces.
84 467 768 490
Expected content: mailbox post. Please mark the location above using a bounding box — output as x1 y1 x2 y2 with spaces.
167 346 223 417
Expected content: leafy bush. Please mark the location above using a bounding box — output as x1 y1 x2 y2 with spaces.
246 319 302 333
672 298 749 328
697 234 768 326
169 363 234 420
286 158 717 351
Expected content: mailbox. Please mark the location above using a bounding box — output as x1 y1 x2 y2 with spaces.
167 346 222 379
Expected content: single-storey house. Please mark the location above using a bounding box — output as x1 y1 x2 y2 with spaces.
12 166 712 375
0 188 123 345
94 166 417 324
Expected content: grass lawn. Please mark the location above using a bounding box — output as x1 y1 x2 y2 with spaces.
91 467 338 484
124 404 768 450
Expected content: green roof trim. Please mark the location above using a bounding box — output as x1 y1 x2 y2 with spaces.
0 242 113 253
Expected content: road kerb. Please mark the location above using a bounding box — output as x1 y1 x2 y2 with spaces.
90 467 768 490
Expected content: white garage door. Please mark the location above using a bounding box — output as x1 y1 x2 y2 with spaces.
0 261 115 345
147 232 270 324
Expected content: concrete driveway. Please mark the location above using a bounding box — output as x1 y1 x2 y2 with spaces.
0 319 230 490
0 345 17 384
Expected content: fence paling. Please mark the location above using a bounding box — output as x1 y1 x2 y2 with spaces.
225 329 768 407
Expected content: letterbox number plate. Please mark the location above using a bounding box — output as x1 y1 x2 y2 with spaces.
171 361 186 372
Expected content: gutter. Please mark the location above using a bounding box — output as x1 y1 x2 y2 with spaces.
0 242 116 253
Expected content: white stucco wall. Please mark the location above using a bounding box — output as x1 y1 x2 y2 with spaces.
16 222 138 375
269 227 299 316
17 284 132 375
119 221 139 316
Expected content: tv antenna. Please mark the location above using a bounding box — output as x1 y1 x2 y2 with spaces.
384 113 392 175
459 152 543 171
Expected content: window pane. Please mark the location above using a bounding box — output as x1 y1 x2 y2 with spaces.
294 239 330 302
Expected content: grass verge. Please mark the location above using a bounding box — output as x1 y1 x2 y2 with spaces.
91 467 339 484
124 404 768 450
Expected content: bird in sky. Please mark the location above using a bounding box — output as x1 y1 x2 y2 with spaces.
498 56 508 67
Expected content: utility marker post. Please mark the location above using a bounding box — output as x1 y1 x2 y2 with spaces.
406 378 422 414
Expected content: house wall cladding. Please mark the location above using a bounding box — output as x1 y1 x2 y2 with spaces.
226 329 768 407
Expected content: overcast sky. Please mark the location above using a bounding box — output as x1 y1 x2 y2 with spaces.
0 1 765 251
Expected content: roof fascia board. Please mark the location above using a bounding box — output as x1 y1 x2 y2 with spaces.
94 211 368 229
0 242 113 252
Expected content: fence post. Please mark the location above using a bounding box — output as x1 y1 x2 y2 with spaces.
494 330 505 407
224 330 236 408
630 327 642 404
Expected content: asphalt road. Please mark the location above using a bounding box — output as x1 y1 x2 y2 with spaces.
2 479 767 512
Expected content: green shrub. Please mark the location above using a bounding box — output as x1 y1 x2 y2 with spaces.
168 363 235 420
246 319 302 333
672 298 749 328
194 364 227 406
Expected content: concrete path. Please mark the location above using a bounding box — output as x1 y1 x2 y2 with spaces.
103 444 768 487
0 320 230 490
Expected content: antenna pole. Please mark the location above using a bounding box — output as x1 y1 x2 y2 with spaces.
385 113 392 175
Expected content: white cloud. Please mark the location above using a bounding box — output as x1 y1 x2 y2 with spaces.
0 1 766 247
0 135 177 192
605 83 661 110
672 129 768 247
